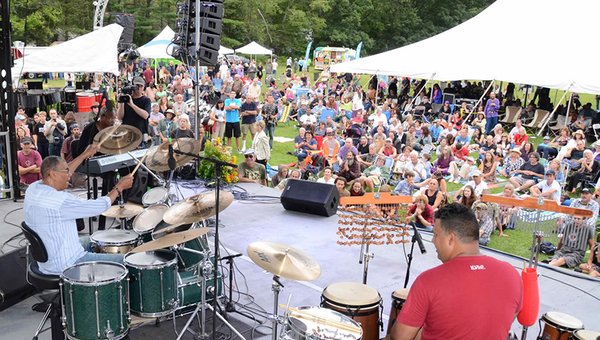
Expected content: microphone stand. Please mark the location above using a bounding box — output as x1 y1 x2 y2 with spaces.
403 224 426 289
173 149 239 339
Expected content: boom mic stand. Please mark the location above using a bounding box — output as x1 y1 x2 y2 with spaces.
172 148 240 339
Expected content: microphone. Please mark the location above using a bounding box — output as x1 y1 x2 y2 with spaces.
411 224 427 254
168 143 176 171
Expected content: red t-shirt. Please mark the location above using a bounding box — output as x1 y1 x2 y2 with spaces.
17 150 42 184
407 204 434 225
398 255 522 340
514 133 528 145
452 146 469 160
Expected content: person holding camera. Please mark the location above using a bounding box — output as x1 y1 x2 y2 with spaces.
44 109 67 157
117 77 151 145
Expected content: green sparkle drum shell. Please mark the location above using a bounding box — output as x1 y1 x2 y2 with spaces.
61 262 129 340
124 250 178 317
177 270 223 309
175 234 210 271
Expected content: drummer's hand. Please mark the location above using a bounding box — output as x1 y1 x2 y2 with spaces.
117 174 134 191
84 144 100 158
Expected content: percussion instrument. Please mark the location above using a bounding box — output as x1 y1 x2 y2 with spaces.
93 125 143 155
133 205 170 243
142 187 170 206
163 191 234 225
131 228 210 253
539 311 584 340
247 241 321 281
145 138 201 172
124 250 178 317
386 288 410 335
321 282 382 340
90 230 140 254
573 329 600 340
76 91 96 112
280 306 362 340
60 262 129 340
101 203 144 219
170 228 211 271
176 270 223 309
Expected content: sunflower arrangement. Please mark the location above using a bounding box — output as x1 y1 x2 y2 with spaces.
197 138 239 183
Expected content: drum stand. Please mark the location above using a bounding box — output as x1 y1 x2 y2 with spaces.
175 248 246 340
270 275 284 340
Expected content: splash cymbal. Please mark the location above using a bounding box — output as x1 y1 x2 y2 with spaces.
247 241 321 281
93 124 143 155
131 228 210 253
163 191 233 225
101 203 144 219
145 138 201 172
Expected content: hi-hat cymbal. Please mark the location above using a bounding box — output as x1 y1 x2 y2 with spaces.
145 138 201 172
102 203 144 219
163 191 233 225
93 124 143 155
132 228 210 253
247 241 321 281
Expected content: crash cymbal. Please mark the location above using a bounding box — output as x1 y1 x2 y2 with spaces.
247 241 321 281
102 203 144 219
145 138 201 172
93 124 143 155
132 228 210 253
163 191 233 225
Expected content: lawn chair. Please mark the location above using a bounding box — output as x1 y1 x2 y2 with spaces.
500 106 522 127
523 109 550 133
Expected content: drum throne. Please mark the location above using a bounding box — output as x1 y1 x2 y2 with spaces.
21 222 64 340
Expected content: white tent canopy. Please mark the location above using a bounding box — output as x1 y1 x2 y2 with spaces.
12 24 123 79
219 45 234 55
235 41 272 55
331 0 600 95
137 26 176 59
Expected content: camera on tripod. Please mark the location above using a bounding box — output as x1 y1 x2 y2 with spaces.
118 85 137 103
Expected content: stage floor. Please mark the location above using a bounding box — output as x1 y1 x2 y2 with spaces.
1 182 599 339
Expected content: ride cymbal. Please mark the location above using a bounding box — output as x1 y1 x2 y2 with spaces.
102 203 144 219
163 191 233 225
93 124 143 155
131 228 210 253
247 241 321 281
145 138 201 172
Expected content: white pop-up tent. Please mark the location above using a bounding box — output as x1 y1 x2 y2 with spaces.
235 41 272 55
12 24 123 80
331 0 600 95
137 26 176 59
219 45 234 55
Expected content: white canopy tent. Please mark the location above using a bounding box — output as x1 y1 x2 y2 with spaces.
219 45 234 55
331 0 600 95
235 41 272 55
137 26 176 59
12 24 123 82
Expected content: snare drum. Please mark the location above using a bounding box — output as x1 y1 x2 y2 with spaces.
61 262 129 340
573 329 600 339
177 270 223 309
142 187 169 206
539 311 584 340
90 230 139 254
321 282 381 340
124 250 178 317
281 306 362 340
133 205 169 242
386 288 410 335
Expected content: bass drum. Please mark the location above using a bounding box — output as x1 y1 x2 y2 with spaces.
177 270 223 309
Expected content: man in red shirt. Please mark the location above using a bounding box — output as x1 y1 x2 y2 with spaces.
391 203 522 340
18 136 42 185
451 142 469 161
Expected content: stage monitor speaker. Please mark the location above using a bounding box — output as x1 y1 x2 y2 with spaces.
126 167 149 205
114 13 135 45
0 246 35 311
280 179 339 217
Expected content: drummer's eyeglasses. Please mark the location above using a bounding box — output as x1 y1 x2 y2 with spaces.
54 168 71 175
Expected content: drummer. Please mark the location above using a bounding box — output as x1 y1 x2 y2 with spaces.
75 104 115 158
390 203 522 340
24 151 134 275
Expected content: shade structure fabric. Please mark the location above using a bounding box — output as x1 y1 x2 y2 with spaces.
137 26 176 59
12 24 123 79
219 45 234 55
235 41 272 55
331 0 600 94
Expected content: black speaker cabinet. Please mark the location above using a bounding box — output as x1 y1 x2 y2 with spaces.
280 179 339 217
0 247 35 311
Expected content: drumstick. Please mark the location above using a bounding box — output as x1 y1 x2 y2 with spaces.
97 124 121 147
131 148 151 176
282 306 362 333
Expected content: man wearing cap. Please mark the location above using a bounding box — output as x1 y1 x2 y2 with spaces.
238 149 266 185
61 124 81 163
17 137 42 186
508 152 545 193
499 148 525 177
454 170 488 201
157 109 178 143
530 170 562 202
117 76 151 141
536 135 555 160
568 188 600 227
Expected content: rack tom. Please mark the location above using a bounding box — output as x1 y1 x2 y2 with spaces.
133 205 169 242
60 262 129 340
142 187 169 206
321 282 382 340
90 230 139 254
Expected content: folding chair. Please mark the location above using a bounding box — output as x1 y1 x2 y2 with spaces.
523 109 550 133
500 106 522 126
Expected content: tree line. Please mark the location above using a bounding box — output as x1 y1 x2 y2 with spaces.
11 0 493 58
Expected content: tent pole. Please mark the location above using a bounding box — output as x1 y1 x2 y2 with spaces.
402 73 435 117
537 86 570 136
464 80 494 124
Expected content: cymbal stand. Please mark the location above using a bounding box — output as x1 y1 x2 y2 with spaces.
127 151 165 186
270 275 284 340
115 170 127 230
358 230 374 284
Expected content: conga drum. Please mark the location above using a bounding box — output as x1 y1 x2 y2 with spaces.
573 329 600 339
539 311 584 340
321 282 381 340
386 288 410 335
